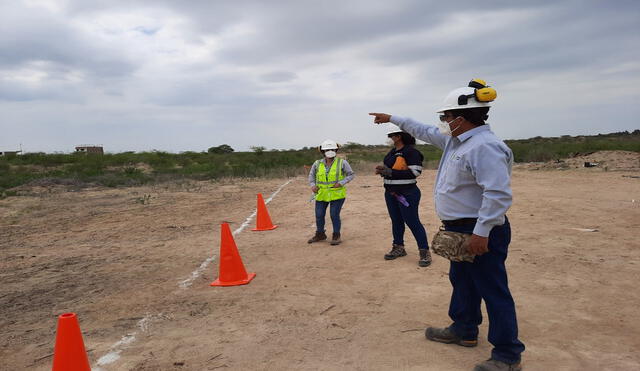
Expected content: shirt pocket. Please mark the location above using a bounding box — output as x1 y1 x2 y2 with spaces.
444 155 474 188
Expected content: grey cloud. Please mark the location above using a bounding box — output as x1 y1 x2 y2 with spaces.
141 72 316 111
374 2 639 75
261 71 297 83
1 0 639 153
133 26 161 36
0 3 136 78
0 79 86 102
190 1 574 66
0 82 56 102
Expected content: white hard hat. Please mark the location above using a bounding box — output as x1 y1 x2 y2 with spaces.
436 79 497 113
386 124 404 135
319 139 339 150
437 87 491 113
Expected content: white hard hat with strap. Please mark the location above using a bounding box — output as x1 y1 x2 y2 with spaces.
436 78 497 113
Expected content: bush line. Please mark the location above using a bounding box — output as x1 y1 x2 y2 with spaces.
1 131 638 193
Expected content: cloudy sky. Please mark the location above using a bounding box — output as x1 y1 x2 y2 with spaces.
1 0 639 153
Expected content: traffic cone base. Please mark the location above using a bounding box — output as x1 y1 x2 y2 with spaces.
52 312 91 371
252 193 277 231
211 272 256 287
252 224 277 231
211 223 256 287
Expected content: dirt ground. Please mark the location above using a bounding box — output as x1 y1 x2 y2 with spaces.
513 150 640 171
1 158 640 370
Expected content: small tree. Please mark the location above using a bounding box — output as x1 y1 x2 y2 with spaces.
250 146 266 155
208 144 234 154
342 141 365 150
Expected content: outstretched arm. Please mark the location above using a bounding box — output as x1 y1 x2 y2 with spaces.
369 113 448 150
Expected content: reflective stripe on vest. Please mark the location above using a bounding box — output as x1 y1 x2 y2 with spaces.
315 158 346 202
384 178 417 185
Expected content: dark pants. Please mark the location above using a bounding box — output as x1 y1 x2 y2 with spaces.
384 187 429 250
446 217 525 364
315 198 345 234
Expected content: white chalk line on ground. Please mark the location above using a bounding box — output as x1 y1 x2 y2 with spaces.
93 179 294 369
94 315 159 370
178 178 293 289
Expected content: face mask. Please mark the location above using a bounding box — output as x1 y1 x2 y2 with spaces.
437 117 461 136
324 150 337 158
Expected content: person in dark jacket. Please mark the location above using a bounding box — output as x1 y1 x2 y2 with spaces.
375 124 432 267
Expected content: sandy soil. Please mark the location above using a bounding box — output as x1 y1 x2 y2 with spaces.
513 150 640 171
1 162 640 370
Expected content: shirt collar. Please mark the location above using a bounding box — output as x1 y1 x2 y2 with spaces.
456 124 490 143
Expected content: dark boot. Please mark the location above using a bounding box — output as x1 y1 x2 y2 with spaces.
418 249 432 267
330 233 341 245
384 244 407 260
473 359 522 371
425 326 478 347
307 231 327 244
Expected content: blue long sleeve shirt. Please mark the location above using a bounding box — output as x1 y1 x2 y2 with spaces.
390 115 513 237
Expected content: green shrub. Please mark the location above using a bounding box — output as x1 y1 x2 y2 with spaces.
0 159 9 175
1 132 636 190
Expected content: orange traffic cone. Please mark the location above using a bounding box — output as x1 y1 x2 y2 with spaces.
52 313 91 371
252 193 278 231
211 223 256 286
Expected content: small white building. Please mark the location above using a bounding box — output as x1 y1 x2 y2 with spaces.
75 145 104 155
0 150 21 157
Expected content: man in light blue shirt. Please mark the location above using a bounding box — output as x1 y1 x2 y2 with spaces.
370 79 525 371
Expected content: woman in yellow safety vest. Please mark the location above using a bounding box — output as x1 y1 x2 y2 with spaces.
307 139 355 245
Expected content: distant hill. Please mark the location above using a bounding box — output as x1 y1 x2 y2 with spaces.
504 130 639 162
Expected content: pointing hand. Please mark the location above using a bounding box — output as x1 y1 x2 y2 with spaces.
369 113 391 124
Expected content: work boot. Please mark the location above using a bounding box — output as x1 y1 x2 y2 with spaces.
384 244 407 260
425 326 478 347
473 359 522 371
330 232 341 245
307 231 327 244
418 249 432 267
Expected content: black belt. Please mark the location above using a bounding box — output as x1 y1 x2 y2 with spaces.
442 218 477 227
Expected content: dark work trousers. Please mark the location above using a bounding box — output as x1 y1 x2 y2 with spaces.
315 198 345 234
446 217 525 364
384 186 429 251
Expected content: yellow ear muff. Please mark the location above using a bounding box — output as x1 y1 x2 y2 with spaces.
468 78 487 89
475 87 497 102
467 78 497 102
